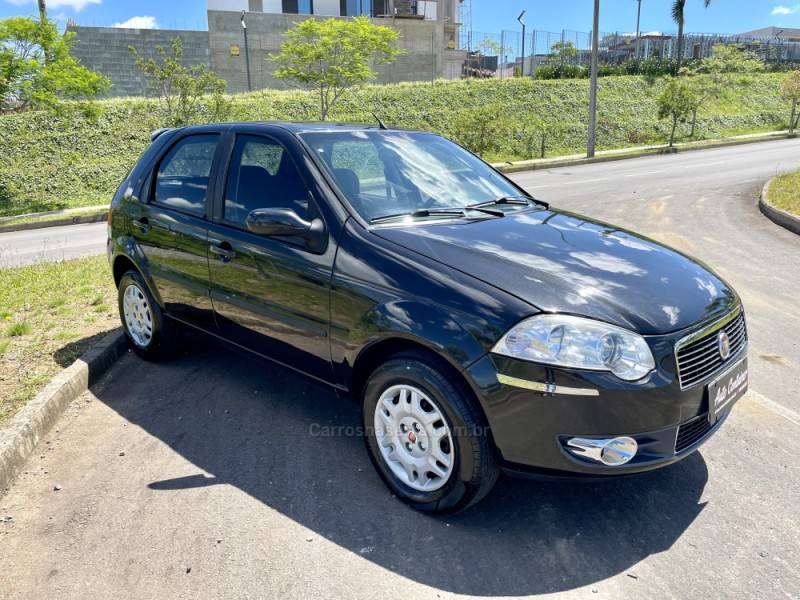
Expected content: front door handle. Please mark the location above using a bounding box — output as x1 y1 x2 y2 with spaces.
209 241 236 262
132 217 151 234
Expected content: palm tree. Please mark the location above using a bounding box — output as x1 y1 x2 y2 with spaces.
671 0 711 73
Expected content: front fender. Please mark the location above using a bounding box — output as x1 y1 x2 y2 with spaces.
335 299 490 389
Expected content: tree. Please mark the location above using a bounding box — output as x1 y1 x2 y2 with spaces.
690 43 765 76
272 17 404 121
550 40 579 65
451 104 511 158
0 16 108 112
781 70 800 135
130 37 228 127
514 115 564 159
671 0 712 73
681 44 765 137
657 78 698 146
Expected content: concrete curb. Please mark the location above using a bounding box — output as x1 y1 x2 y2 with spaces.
0 329 128 493
0 210 107 233
493 131 793 174
759 177 800 236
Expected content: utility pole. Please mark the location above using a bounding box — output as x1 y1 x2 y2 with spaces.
634 0 642 59
517 10 526 77
587 0 600 158
241 11 252 92
37 0 46 21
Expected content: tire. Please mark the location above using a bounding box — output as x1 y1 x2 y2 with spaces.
117 270 176 360
362 352 499 513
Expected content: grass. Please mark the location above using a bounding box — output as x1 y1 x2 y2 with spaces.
0 73 792 217
0 256 118 425
768 170 800 217
6 322 31 336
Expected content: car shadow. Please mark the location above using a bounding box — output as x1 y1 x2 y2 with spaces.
91 335 709 596
53 330 117 368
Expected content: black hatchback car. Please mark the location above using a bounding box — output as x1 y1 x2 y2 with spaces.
108 123 748 513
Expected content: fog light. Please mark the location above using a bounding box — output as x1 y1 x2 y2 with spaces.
566 436 638 466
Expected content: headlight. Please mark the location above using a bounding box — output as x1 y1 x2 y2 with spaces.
492 314 655 381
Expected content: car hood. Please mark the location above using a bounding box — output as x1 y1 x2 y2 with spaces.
373 208 738 335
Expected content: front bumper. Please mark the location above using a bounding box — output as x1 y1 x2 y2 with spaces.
465 335 743 477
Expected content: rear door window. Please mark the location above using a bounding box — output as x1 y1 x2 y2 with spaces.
154 134 219 217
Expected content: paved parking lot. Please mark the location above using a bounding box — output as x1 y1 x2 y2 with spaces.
2 140 799 598
1 345 798 599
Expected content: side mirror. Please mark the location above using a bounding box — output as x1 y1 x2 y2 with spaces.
246 207 325 250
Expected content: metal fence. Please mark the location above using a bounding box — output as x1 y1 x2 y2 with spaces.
460 28 800 79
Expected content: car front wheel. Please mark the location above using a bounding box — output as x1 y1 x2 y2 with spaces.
362 352 499 513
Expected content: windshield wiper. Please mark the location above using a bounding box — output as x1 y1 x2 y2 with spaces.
370 208 467 224
369 204 510 225
468 195 548 210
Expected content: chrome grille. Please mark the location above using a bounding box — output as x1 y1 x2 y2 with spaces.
675 413 714 453
675 308 747 389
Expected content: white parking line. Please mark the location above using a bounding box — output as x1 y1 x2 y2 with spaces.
748 389 800 427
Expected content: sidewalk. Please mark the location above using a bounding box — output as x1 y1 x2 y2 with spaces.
491 129 793 173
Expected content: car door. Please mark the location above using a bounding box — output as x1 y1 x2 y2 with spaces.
129 132 220 330
206 132 336 383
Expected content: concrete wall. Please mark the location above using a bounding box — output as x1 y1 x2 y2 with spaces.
68 11 460 97
207 10 446 93
67 26 211 97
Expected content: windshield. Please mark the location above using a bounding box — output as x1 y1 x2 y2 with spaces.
299 131 528 223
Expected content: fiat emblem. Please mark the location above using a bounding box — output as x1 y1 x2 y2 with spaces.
718 331 731 360
407 431 417 444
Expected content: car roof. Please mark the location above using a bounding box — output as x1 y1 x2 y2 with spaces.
170 121 424 137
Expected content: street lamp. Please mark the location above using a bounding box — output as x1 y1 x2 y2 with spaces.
241 10 252 92
634 0 642 59
517 10 526 77
587 0 599 157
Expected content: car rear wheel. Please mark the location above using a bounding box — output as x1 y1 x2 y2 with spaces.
362 352 499 513
117 270 175 359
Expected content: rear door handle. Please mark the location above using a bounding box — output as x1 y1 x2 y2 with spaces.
132 217 151 234
209 241 236 262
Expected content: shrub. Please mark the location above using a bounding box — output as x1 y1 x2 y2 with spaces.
130 37 228 127
534 64 588 80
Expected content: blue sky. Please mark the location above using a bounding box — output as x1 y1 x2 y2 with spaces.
2 0 800 36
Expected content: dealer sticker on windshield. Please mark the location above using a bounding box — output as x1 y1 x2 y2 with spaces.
707 357 748 423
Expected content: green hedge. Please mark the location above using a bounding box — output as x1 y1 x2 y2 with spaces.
0 73 789 216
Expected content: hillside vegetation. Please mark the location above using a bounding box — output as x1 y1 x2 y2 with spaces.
0 73 789 216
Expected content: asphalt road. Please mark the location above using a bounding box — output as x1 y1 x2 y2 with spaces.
0 221 107 268
2 139 800 599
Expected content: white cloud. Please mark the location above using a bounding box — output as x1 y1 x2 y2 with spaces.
772 4 800 15
113 15 158 29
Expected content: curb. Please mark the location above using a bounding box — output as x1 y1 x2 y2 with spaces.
493 131 793 174
759 177 800 236
0 211 107 234
0 329 128 494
